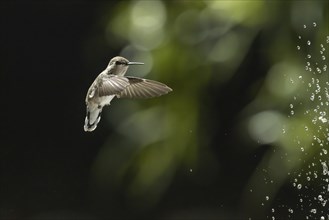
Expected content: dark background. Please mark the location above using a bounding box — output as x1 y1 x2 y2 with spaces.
1 2 112 219
0 1 328 220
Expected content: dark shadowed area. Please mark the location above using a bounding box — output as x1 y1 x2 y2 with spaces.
0 1 328 220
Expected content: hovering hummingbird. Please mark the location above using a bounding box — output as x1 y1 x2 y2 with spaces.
84 56 172 132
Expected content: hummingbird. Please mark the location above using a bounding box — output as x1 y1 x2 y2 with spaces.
84 56 172 132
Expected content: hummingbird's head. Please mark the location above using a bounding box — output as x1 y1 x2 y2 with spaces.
107 56 144 76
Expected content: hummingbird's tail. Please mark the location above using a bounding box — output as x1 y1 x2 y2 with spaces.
84 105 102 132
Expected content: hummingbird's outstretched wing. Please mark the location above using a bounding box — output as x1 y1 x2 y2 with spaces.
116 76 172 99
86 74 130 100
87 75 172 100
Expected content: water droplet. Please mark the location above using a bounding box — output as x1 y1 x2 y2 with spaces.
307 40 311 45
288 208 294 213
307 54 311 58
313 22 317 27
310 208 316 214
189 168 193 172
290 104 293 108
305 126 309 131
265 196 269 200
319 116 328 123
301 147 304 152
290 110 294 115
318 194 323 201
322 55 326 60
310 93 315 101
322 162 328 175
307 176 311 181
297 184 302 189
298 35 302 39
297 45 300 50
303 25 307 29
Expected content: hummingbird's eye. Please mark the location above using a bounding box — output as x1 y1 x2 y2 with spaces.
115 61 125 65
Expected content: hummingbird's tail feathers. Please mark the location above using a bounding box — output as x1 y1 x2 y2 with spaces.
84 105 102 132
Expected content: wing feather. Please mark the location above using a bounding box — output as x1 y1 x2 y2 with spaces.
117 76 172 99
87 74 130 100
87 74 172 101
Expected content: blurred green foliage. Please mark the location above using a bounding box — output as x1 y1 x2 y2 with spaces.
83 0 328 219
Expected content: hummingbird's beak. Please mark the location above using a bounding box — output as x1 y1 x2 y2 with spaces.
127 61 144 65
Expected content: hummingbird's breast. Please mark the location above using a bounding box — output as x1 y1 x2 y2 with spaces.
98 95 115 107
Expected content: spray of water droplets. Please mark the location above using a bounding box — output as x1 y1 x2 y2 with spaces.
270 22 329 219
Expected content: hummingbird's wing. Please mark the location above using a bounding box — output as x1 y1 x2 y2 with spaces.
116 76 172 99
87 74 130 100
